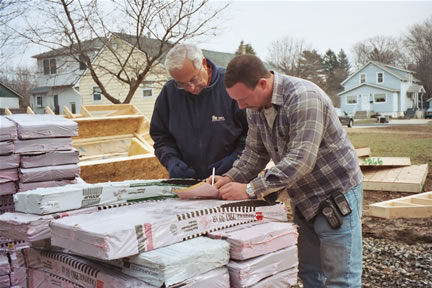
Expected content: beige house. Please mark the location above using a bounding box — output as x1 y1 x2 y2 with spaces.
76 34 169 119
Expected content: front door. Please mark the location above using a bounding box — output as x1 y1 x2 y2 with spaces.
361 94 370 112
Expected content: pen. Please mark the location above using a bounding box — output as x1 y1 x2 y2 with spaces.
211 167 215 186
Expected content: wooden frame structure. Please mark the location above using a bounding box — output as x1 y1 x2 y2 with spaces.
369 191 432 218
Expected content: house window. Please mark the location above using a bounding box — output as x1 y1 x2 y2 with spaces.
374 93 386 103
93 87 102 102
70 102 76 114
43 59 56 75
360 73 366 84
79 55 87 70
142 81 153 97
377 72 384 83
36 96 43 108
346 95 357 104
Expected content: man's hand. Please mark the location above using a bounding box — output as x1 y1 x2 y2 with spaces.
206 175 232 189
219 182 249 200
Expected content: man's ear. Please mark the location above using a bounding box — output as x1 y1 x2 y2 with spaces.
257 78 267 90
202 57 207 67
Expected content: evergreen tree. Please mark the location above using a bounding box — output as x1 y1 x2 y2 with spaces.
322 49 339 73
337 49 351 75
235 40 256 56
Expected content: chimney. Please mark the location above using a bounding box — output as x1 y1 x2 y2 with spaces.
240 40 246 55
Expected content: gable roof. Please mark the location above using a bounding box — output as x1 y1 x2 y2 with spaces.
0 82 23 98
32 38 106 59
341 61 417 85
337 82 399 96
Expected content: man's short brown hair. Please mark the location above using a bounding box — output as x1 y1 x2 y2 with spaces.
224 55 271 89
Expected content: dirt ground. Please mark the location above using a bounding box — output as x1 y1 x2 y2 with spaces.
281 124 432 245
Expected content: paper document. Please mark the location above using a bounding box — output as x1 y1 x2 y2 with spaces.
173 182 219 199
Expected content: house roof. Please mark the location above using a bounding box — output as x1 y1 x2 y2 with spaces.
0 82 23 98
337 82 399 96
341 61 417 85
32 38 106 59
407 83 425 93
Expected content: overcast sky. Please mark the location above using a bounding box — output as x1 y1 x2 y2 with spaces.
5 0 432 69
197 0 432 62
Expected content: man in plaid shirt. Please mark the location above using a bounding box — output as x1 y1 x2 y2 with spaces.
210 54 363 288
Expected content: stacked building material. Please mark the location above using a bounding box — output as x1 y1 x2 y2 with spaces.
6 114 80 192
209 221 299 287
0 239 28 287
49 198 288 260
111 237 230 287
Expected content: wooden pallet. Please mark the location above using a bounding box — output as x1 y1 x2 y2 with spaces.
362 164 428 193
369 191 432 218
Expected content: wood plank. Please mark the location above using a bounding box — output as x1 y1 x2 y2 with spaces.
128 138 153 155
4 108 12 115
363 164 428 193
26 106 35 115
359 157 411 167
355 146 371 157
134 133 154 153
369 191 432 218
45 106 55 115
80 105 92 117
63 106 75 118
78 154 168 183
73 116 144 139
83 104 135 112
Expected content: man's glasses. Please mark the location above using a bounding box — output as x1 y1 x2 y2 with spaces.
174 66 203 90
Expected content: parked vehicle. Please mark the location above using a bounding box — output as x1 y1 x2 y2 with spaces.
425 107 432 119
335 108 354 127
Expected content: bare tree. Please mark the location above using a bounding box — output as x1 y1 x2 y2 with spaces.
7 0 227 104
351 35 409 69
404 16 432 98
267 36 310 75
0 66 36 107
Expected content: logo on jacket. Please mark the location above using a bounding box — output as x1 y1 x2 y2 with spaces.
212 115 225 122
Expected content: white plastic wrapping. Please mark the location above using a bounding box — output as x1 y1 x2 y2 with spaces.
0 182 16 195
0 154 20 170
0 116 17 141
14 138 73 154
0 169 18 183
117 237 229 287
20 149 79 168
18 178 78 192
0 141 14 155
6 114 78 139
13 179 185 214
0 207 97 242
18 164 80 183
50 199 288 260
208 221 298 260
18 248 155 288
249 267 298 288
169 266 230 288
228 245 298 288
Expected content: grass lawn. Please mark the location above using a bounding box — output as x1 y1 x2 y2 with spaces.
346 124 432 166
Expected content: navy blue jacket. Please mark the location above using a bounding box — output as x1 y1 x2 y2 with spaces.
150 59 248 179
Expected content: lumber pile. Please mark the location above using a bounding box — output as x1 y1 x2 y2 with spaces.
356 146 430 219
356 146 428 193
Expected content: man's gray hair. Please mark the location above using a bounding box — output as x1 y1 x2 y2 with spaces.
164 44 204 73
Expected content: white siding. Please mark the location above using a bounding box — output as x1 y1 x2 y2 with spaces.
0 97 19 109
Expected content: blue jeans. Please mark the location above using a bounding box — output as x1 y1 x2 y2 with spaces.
294 184 363 288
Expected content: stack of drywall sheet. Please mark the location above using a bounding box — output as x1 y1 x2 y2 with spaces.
50 198 288 260
0 254 10 287
209 221 298 287
17 248 156 288
13 179 186 214
208 222 298 260
5 114 80 192
0 207 96 242
170 266 230 288
228 245 298 287
115 237 229 287
0 117 18 214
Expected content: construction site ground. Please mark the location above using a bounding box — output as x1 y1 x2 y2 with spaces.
279 123 432 287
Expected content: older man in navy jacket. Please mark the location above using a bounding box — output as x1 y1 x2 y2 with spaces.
150 44 248 179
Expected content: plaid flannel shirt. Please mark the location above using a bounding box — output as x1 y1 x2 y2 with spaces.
225 72 363 221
